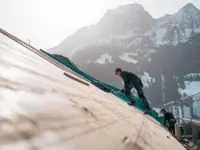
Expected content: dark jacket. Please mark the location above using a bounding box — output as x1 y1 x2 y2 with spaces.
163 112 176 125
120 71 143 92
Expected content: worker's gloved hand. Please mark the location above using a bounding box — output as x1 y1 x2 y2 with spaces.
110 90 122 94
115 91 122 94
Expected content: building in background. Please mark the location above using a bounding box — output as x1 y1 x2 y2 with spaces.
164 92 200 147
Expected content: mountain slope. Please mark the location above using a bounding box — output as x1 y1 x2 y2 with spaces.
49 3 200 108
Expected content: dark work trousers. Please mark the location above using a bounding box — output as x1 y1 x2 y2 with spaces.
124 86 136 105
168 119 176 135
124 85 150 109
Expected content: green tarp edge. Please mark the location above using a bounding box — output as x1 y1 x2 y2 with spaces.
41 50 164 123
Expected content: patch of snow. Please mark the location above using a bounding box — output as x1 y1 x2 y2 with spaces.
129 53 139 56
146 15 200 46
185 73 200 78
174 5 200 25
149 49 156 54
177 28 200 43
127 37 142 47
184 73 200 82
119 53 138 64
179 81 200 96
148 27 167 45
141 72 155 88
95 53 113 64
172 30 179 45
161 73 165 89
185 28 192 39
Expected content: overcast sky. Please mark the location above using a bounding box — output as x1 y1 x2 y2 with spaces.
0 0 200 50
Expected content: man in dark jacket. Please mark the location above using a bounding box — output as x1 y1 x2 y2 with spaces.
160 109 177 135
115 68 151 114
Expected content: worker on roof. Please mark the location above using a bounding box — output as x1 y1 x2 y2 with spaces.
160 109 177 135
115 68 151 114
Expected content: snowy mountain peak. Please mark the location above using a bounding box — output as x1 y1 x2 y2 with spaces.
114 3 145 13
49 3 200 57
180 3 199 12
176 3 200 18
152 3 200 46
158 3 200 25
98 3 153 35
101 3 146 21
173 3 200 30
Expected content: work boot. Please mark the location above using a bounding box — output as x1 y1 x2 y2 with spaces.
128 101 136 106
144 108 151 114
